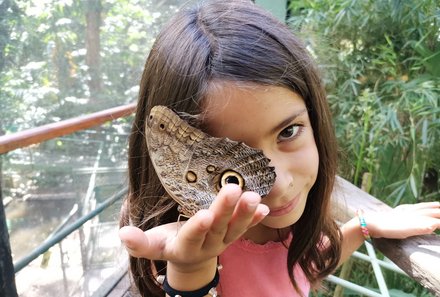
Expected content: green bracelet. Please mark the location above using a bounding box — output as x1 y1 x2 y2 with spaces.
356 209 372 242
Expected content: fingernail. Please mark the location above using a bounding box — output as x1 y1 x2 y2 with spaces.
246 197 260 211
261 205 270 216
120 239 132 249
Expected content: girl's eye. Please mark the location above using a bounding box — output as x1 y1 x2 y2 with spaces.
278 125 302 142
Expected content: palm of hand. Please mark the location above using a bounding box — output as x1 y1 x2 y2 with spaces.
119 184 269 272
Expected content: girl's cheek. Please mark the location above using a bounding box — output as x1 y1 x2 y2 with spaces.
292 140 320 179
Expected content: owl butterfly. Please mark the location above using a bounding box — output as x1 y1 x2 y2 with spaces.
145 105 276 217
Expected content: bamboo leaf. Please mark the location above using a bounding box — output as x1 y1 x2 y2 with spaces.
421 119 428 146
409 174 418 199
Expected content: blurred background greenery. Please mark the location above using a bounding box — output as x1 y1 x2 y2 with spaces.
288 0 439 296
0 0 186 133
289 0 439 207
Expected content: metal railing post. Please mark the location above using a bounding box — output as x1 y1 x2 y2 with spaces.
0 157 18 297
13 187 127 273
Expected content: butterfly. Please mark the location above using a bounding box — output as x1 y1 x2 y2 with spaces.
145 105 276 217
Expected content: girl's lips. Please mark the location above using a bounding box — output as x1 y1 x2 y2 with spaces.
268 194 300 217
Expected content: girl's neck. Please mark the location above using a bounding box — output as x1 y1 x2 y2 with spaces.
242 224 290 244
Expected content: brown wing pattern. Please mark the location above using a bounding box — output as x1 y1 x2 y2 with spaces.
145 105 276 217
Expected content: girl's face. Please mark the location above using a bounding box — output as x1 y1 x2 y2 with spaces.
203 83 319 241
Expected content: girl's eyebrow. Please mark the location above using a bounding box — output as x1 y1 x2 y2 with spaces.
271 108 308 133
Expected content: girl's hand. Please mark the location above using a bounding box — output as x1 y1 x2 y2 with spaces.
367 201 440 239
118 184 269 289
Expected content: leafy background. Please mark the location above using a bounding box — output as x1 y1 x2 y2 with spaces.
0 0 185 134
289 0 439 207
289 0 439 296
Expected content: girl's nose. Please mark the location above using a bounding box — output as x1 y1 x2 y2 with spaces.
267 155 294 197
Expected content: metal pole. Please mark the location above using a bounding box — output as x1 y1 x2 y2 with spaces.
13 186 127 272
0 156 18 297
59 242 69 294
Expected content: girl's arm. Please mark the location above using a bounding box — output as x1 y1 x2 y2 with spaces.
339 201 440 265
339 217 365 264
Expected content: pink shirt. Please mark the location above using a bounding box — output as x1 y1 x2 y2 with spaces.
217 236 310 296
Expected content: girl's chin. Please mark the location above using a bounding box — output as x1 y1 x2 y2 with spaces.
243 218 299 244
260 216 301 229
242 201 307 243
262 205 305 227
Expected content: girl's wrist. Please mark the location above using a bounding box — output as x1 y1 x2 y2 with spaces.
166 258 218 292
163 266 220 297
359 211 382 239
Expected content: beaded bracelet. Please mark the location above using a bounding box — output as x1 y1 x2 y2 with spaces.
356 209 372 242
160 268 220 297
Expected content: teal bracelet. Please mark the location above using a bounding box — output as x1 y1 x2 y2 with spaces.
356 209 372 242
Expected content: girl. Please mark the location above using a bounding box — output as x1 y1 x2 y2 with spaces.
119 1 440 296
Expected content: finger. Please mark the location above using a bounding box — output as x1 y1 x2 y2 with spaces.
409 217 440 235
223 191 265 243
416 207 440 218
207 184 243 237
249 203 270 227
119 226 166 259
397 201 440 211
175 209 215 256
420 201 440 209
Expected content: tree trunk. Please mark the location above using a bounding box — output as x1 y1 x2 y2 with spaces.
0 157 18 297
85 0 102 100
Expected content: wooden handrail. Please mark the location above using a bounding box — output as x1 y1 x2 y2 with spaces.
332 177 440 295
0 103 137 154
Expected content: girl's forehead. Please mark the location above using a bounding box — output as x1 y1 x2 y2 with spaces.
202 82 305 115
201 82 307 140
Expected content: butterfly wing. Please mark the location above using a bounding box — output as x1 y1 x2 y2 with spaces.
145 105 276 217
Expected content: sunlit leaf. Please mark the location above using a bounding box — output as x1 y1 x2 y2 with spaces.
409 174 418 199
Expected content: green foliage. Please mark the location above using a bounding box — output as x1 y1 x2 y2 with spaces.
289 0 440 206
289 0 439 295
0 0 183 134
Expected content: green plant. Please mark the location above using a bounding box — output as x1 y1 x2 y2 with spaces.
289 0 440 205
289 0 439 295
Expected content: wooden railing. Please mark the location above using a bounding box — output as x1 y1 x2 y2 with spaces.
333 177 440 295
0 103 439 296
0 103 136 154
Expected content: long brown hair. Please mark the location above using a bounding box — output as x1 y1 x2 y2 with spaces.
120 1 341 295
